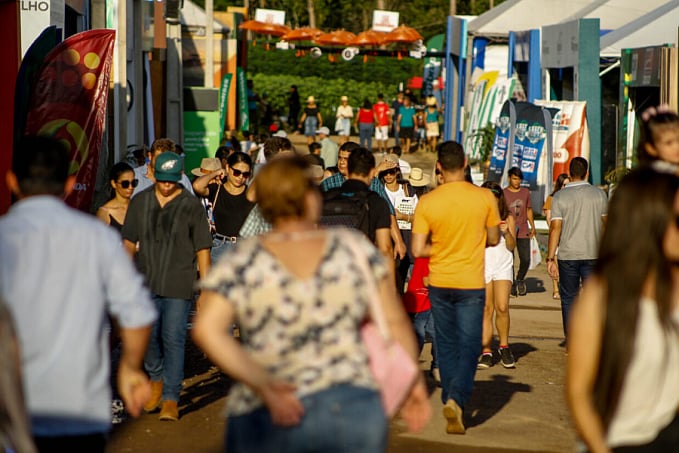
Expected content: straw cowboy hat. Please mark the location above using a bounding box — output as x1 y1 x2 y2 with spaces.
191 157 222 177
307 96 315 103
408 167 431 187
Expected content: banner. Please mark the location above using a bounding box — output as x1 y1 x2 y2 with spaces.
487 100 515 183
14 26 58 150
511 102 553 214
218 73 232 138
534 100 589 184
236 67 249 131
421 34 444 98
463 73 514 160
23 29 116 212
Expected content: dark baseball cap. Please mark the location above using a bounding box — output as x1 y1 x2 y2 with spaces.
154 152 183 182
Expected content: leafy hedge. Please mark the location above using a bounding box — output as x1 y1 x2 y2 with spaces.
249 73 398 129
247 43 424 127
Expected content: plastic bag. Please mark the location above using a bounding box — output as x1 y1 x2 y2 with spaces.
529 236 542 270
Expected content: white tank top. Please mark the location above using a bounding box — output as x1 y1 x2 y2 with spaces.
606 298 679 447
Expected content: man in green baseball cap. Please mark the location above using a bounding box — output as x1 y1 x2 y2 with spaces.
122 149 213 421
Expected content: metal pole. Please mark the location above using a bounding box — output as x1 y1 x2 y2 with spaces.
205 0 214 88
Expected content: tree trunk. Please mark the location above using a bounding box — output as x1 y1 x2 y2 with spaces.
376 0 386 9
307 0 316 29
449 0 456 15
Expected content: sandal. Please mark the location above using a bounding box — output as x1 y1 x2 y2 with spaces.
553 292 560 300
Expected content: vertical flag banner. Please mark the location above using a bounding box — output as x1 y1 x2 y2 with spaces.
14 26 59 150
236 67 249 131
23 29 116 212
511 101 553 214
534 100 589 183
218 73 233 138
487 100 516 183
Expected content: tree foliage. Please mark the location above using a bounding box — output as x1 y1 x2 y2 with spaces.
196 0 506 42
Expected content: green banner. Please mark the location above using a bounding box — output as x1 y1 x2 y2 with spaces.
219 73 232 138
183 110 221 174
237 67 249 131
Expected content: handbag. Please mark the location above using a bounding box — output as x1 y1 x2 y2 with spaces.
346 234 419 417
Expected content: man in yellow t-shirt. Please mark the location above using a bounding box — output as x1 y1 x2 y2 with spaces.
412 141 500 435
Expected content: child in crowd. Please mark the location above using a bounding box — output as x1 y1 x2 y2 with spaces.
402 257 439 384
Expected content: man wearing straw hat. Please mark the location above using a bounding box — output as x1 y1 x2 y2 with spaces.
411 141 501 435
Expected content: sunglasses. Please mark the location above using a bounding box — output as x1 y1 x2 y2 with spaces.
231 168 251 178
383 168 399 176
118 179 139 189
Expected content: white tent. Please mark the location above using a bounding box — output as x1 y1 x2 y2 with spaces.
467 0 595 37
181 0 230 34
562 0 670 31
599 0 679 57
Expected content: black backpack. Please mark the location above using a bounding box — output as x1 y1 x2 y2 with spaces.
319 187 372 240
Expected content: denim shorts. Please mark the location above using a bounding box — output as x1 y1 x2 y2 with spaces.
225 384 387 453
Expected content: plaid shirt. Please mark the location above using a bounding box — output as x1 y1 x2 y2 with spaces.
238 205 272 238
320 174 395 214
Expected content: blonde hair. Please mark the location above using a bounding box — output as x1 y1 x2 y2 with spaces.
255 156 318 224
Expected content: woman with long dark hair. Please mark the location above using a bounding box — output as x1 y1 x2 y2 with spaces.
566 167 679 452
477 181 517 369
192 152 255 262
96 162 137 232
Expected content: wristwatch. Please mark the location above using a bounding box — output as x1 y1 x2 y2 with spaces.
546 257 555 262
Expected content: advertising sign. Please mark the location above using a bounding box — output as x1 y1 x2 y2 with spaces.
23 29 116 212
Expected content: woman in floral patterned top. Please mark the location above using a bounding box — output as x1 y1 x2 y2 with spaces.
192 156 430 452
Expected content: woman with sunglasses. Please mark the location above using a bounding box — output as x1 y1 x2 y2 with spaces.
96 162 137 233
193 152 255 262
478 181 517 370
378 155 419 294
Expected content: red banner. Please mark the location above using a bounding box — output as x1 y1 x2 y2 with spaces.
23 29 115 211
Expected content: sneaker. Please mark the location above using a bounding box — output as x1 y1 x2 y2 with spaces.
477 353 493 370
517 280 527 296
111 399 125 425
159 400 179 421
510 283 518 298
443 399 465 434
498 347 516 368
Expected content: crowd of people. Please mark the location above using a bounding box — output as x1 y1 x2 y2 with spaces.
2 105 679 453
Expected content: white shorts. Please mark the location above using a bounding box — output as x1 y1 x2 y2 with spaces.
375 125 389 141
485 243 514 284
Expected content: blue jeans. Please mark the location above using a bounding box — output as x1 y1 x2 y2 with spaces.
558 259 596 338
304 116 318 137
358 123 373 150
144 295 192 402
225 384 387 453
211 237 236 264
410 310 438 369
392 120 400 145
428 286 485 408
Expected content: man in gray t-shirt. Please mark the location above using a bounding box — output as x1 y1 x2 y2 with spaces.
546 157 608 339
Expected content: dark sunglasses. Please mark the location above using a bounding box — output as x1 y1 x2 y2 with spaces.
231 169 251 178
118 179 139 189
383 168 399 176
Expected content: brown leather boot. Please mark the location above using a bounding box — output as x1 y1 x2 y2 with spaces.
159 400 179 421
143 380 163 412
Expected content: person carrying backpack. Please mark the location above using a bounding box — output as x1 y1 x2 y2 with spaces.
319 147 393 260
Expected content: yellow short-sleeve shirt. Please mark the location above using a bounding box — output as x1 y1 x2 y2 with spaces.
412 181 501 288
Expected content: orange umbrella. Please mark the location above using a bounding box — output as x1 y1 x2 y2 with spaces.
238 20 290 37
348 30 386 47
314 30 357 46
381 25 423 44
280 27 322 42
